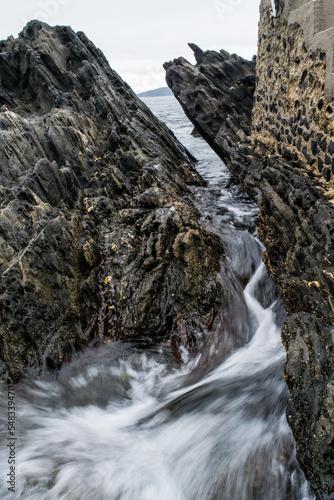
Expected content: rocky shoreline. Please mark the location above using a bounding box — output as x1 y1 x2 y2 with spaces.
0 6 333 499
165 24 334 500
0 21 248 382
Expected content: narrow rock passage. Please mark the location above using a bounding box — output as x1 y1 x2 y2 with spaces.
0 96 314 500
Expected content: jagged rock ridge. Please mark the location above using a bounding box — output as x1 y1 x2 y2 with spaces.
0 22 249 381
164 44 255 161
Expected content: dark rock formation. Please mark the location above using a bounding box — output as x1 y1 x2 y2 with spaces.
0 22 248 382
165 43 334 498
164 44 255 162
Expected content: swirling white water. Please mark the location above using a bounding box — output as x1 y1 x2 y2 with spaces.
0 96 314 499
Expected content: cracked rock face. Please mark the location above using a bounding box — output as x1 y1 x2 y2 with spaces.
164 44 255 164
0 22 248 382
165 43 334 498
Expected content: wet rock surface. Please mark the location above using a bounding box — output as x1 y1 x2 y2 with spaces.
0 22 244 382
165 44 334 498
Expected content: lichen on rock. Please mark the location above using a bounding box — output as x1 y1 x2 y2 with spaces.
0 21 246 382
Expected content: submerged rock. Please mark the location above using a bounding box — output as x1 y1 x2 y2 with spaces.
0 21 247 382
165 41 334 498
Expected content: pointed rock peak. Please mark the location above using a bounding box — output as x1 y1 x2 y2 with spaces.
188 43 205 64
219 48 231 59
19 20 51 39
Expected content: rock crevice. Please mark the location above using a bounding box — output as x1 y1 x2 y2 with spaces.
164 17 334 500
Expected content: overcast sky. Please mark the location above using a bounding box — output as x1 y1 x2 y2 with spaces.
0 0 260 93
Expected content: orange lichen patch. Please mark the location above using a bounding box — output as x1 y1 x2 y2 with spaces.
307 281 320 288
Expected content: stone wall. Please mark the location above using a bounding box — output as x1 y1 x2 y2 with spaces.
253 0 334 199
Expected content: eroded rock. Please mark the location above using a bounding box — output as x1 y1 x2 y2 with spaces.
165 41 334 498
0 22 246 381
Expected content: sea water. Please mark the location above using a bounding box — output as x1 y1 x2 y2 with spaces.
0 96 314 500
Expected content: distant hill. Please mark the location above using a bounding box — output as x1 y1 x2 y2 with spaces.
137 87 173 98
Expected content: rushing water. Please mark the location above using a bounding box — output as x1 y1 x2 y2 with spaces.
0 96 314 500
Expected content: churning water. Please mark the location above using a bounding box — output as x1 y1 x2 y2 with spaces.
0 96 314 499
